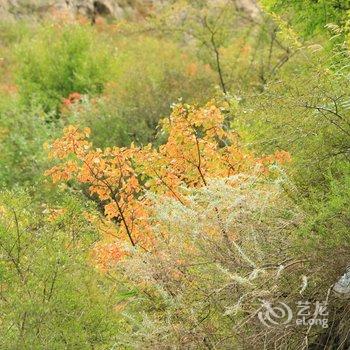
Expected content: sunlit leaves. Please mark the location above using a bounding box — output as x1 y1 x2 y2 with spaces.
46 102 290 265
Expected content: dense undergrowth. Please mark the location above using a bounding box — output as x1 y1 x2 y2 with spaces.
0 1 349 349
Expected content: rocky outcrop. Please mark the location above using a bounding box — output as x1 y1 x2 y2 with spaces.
0 0 167 21
0 0 260 22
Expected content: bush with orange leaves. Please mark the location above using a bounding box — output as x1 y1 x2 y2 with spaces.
45 102 309 349
46 102 291 265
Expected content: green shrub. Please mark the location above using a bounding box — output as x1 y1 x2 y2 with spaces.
234 43 350 195
0 190 123 349
66 36 216 147
0 21 30 47
15 23 114 113
0 100 57 188
262 0 350 38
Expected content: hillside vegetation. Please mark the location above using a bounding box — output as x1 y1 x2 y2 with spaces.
0 1 349 349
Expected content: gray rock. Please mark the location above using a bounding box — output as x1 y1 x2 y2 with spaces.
0 0 260 22
0 0 156 20
234 0 260 20
333 266 350 298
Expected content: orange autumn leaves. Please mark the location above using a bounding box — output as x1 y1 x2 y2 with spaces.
46 102 291 262
46 125 148 248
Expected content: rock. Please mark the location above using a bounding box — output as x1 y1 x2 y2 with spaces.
234 0 261 20
0 0 260 22
0 0 165 21
333 266 350 298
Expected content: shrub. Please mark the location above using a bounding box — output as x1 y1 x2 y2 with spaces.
0 190 123 349
0 101 57 187
15 23 114 113
112 174 303 348
233 42 350 195
0 21 30 47
262 0 350 38
97 36 215 145
60 35 216 147
46 102 291 251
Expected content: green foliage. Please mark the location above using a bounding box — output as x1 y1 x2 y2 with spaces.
155 0 240 93
0 2 349 348
234 43 350 195
67 36 216 147
0 96 61 188
230 25 350 335
156 0 296 93
66 96 131 148
262 0 350 37
15 23 114 113
0 20 30 47
301 163 350 245
0 190 123 349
